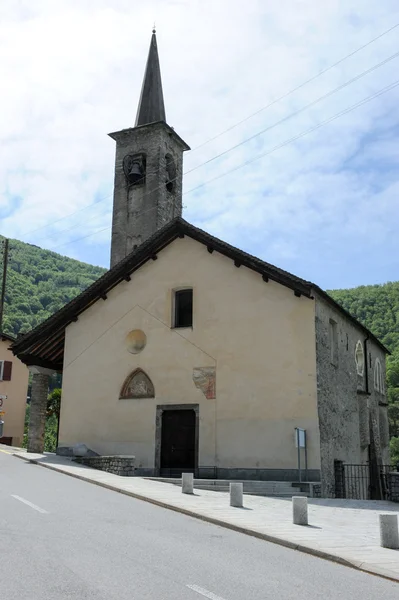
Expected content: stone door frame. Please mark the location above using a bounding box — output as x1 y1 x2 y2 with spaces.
154 404 199 476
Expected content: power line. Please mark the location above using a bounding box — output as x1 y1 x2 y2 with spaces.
50 226 111 251
35 49 399 246
50 78 399 251
193 22 399 150
34 200 171 243
21 190 114 239
183 50 399 173
183 79 399 195
17 21 399 241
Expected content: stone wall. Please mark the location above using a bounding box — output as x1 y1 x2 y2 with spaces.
314 292 389 498
27 372 50 454
75 455 135 477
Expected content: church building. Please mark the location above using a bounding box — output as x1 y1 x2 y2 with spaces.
12 31 390 497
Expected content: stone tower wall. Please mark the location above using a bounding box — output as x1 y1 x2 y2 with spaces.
110 122 185 267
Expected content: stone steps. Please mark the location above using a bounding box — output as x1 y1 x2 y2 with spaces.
148 477 312 497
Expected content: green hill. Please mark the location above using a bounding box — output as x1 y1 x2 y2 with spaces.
328 283 399 356
0 236 106 337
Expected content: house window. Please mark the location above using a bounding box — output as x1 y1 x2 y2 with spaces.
174 289 193 328
329 319 338 365
355 341 364 376
374 358 384 394
0 360 12 381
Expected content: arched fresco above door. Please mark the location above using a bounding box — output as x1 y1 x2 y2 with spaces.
120 368 155 399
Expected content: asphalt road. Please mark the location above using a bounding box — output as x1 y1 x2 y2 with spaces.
0 451 397 600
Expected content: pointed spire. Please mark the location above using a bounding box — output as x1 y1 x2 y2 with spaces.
135 30 166 127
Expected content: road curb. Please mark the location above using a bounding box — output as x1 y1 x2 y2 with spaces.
12 452 398 584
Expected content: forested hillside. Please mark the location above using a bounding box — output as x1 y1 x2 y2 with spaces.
0 236 106 337
329 283 399 356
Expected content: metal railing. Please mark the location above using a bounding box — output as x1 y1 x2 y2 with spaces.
334 460 396 500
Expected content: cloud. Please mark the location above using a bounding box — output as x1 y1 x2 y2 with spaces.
0 0 398 289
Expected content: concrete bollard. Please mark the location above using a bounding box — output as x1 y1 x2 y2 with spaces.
292 496 308 526
230 482 243 507
379 514 399 549
182 473 194 494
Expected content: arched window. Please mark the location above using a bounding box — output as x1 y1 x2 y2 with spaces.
165 154 176 193
355 340 364 376
374 358 384 394
120 368 155 399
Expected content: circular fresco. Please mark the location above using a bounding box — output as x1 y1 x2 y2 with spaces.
125 329 147 354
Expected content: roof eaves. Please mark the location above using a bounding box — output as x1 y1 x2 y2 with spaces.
18 353 63 372
180 221 312 296
109 122 190 151
1 332 16 343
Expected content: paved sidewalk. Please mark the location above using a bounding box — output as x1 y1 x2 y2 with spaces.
4 446 399 582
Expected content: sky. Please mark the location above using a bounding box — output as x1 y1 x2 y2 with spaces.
0 0 398 290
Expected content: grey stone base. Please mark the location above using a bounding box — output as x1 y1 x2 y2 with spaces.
134 466 321 481
74 455 135 477
134 467 155 477
213 468 321 482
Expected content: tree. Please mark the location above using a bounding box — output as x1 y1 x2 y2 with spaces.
44 414 58 453
387 356 399 389
390 437 399 467
388 403 399 438
23 389 61 453
47 388 61 419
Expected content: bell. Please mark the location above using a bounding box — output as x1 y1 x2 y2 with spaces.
128 162 142 183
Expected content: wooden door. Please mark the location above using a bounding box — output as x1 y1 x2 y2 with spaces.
160 409 196 473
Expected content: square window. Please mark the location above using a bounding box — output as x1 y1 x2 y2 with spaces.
174 289 193 328
0 361 12 381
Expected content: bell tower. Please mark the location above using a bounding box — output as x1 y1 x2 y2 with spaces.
109 30 190 267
